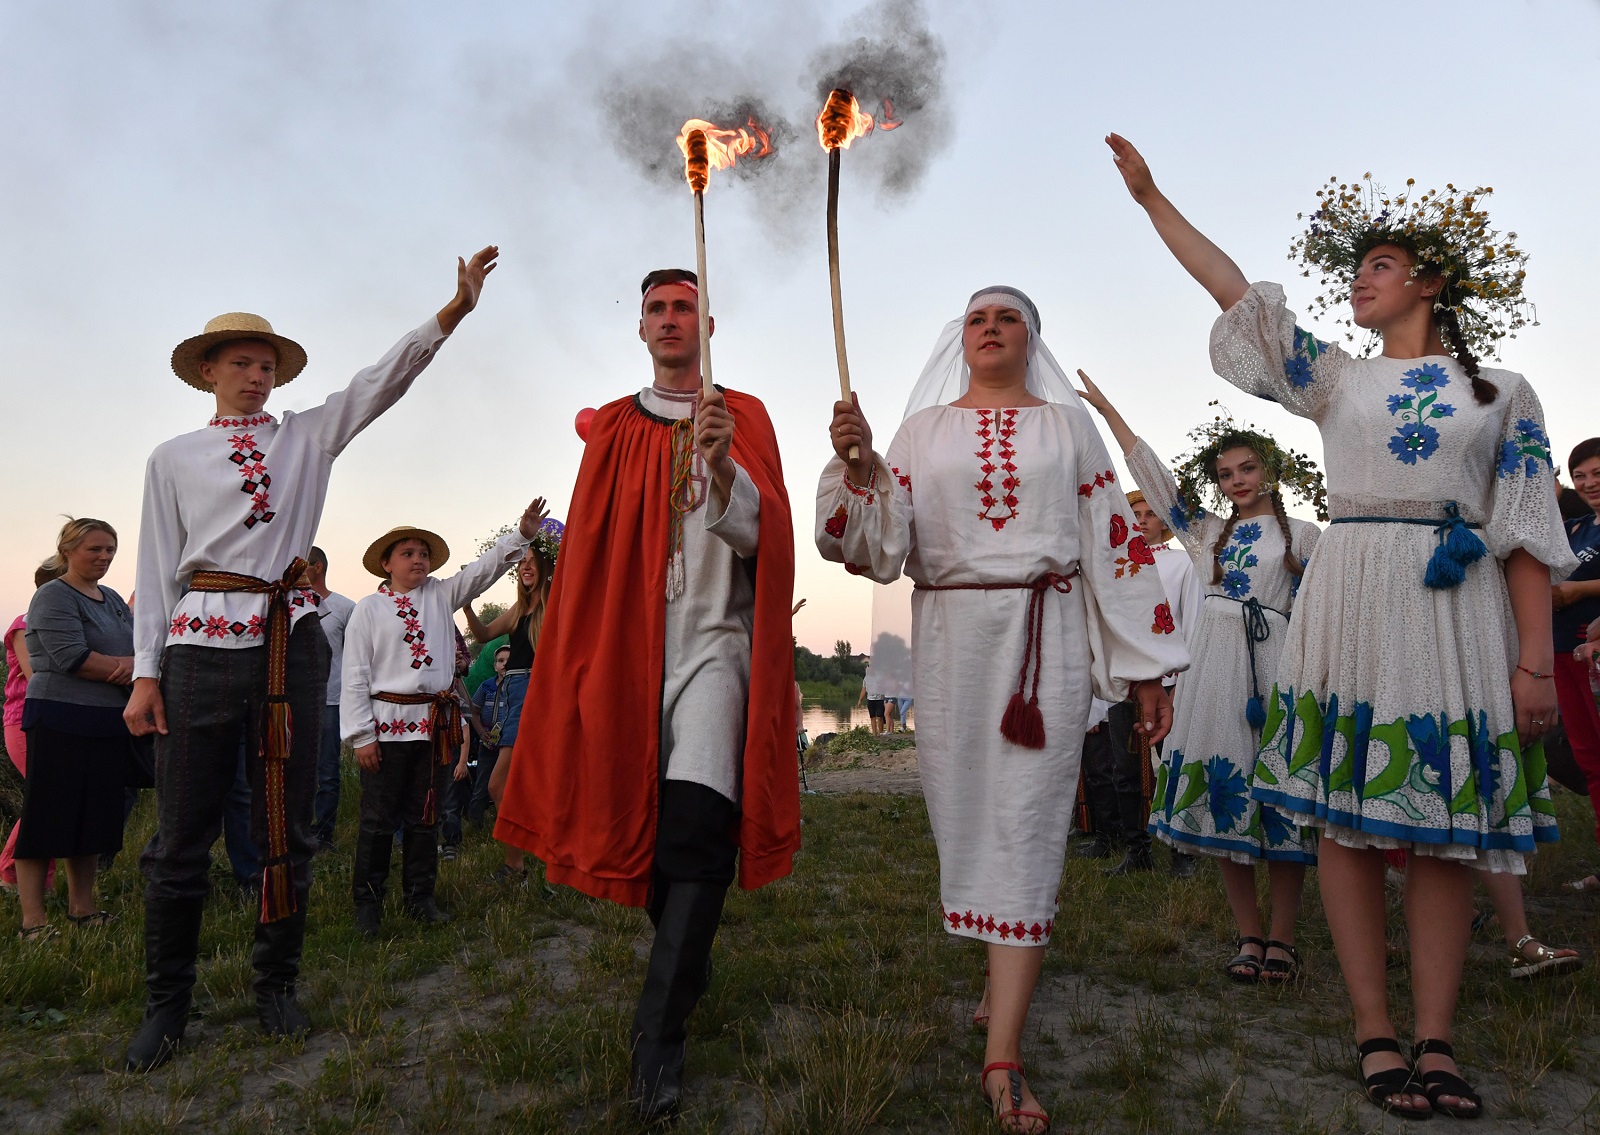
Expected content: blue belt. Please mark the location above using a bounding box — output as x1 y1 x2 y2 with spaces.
1330 501 1486 590
1212 594 1286 731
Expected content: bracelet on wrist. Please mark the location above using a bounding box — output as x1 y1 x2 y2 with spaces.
1515 664 1554 680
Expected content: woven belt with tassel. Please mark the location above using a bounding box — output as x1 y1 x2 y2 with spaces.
369 689 464 825
915 569 1080 749
187 557 308 923
1330 500 1486 589
1211 595 1288 731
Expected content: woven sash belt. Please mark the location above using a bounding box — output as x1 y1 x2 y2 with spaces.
1329 500 1486 590
370 689 464 826
187 557 308 923
915 569 1080 749
1211 594 1288 730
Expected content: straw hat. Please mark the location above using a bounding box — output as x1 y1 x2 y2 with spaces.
171 313 308 392
363 526 450 578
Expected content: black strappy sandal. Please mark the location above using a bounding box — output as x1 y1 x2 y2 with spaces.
1225 935 1266 983
1356 1037 1431 1120
1412 1039 1482 1120
1260 939 1301 984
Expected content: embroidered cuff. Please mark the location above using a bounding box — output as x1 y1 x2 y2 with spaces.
842 463 879 503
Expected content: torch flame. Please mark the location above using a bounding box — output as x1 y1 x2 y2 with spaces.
816 88 900 150
676 116 773 191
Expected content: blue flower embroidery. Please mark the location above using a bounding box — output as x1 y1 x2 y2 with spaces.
1167 504 1190 533
1206 756 1249 832
1387 393 1410 415
1466 710 1499 804
1388 422 1440 464
1258 804 1294 848
1399 362 1451 390
1221 568 1251 598
1284 354 1313 389
1406 713 1453 801
1234 522 1263 543
1497 418 1552 479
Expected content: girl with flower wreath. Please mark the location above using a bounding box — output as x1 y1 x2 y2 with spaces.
1075 376 1322 985
1107 133 1575 1121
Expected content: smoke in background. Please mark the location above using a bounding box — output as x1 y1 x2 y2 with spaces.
590 0 951 238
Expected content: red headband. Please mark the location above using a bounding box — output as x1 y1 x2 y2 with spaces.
642 279 700 309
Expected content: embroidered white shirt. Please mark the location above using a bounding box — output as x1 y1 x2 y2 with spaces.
133 319 449 680
340 532 530 749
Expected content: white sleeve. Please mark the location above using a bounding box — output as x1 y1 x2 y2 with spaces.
309 318 451 458
441 531 530 611
340 604 379 749
706 462 760 559
133 450 186 681
814 425 914 585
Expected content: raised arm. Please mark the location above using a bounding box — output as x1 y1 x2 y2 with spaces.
1106 134 1249 312
1072 369 1138 456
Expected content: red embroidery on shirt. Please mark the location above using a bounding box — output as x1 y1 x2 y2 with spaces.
208 413 276 429
891 465 912 495
975 409 1020 531
377 718 434 736
381 584 433 669
841 471 876 504
1115 533 1157 578
245 614 267 639
1077 469 1116 498
943 905 1054 944
1152 602 1176 635
170 614 190 637
202 615 231 639
1109 513 1128 547
226 430 275 529
824 506 848 540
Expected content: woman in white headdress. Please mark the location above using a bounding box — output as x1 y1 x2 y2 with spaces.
817 286 1190 1133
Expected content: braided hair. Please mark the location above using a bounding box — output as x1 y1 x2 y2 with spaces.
1268 492 1304 579
1209 505 1241 586
1435 305 1498 405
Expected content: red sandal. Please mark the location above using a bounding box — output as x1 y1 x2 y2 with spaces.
980 1062 1050 1134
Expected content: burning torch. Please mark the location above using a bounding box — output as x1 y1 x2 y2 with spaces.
675 116 772 397
816 89 899 460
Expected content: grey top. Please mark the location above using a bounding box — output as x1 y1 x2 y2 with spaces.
25 579 134 708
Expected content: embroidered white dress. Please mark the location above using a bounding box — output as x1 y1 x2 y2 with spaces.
133 319 451 680
1127 440 1321 863
1213 283 1577 872
816 402 1190 944
340 532 530 749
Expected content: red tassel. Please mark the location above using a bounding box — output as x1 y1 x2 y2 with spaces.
421 788 437 827
1000 693 1046 749
260 862 297 922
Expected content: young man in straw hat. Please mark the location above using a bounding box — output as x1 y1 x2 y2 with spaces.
493 268 799 1122
122 246 498 1072
342 501 545 936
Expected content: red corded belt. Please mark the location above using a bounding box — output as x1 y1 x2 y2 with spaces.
369 689 464 825
914 569 1079 749
187 557 308 923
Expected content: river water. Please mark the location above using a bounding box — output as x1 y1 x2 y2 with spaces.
800 698 914 739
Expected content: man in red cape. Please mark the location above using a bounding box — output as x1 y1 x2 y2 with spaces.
495 268 798 1120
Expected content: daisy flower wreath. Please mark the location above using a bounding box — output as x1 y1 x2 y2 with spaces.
1172 404 1328 524
1289 174 1535 358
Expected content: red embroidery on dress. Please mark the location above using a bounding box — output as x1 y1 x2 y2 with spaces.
226 430 275 529
943 905 1054 944
891 465 912 495
975 409 1020 530
381 584 433 669
841 472 876 505
1109 513 1128 547
824 506 848 540
1114 533 1157 578
209 413 275 429
1077 469 1116 498
1152 602 1175 634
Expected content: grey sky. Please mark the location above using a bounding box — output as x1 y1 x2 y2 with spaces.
2 0 1596 651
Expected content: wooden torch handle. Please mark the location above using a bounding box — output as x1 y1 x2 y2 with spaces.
826 147 858 461
693 190 714 397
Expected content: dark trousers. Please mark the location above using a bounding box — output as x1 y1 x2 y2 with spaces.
142 618 328 903
467 742 501 826
222 736 261 885
352 739 447 906
440 733 477 846
1079 701 1149 848
311 704 342 844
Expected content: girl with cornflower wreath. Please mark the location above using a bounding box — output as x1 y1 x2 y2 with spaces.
1107 134 1574 1121
1074 381 1323 984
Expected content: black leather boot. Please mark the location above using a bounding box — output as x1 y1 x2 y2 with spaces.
1073 831 1115 859
630 881 727 1123
402 829 449 923
124 895 206 1072
253 886 312 1039
351 825 392 925
1107 790 1155 875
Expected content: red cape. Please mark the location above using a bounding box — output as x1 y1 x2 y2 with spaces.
495 389 799 906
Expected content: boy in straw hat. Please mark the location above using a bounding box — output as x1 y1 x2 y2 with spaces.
122 247 498 1072
342 500 545 936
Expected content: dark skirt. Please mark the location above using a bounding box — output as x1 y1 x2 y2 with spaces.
14 723 126 858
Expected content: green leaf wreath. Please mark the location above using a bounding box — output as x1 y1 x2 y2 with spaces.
1172 404 1328 523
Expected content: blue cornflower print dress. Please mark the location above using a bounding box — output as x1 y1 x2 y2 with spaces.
1210 283 1578 872
1128 441 1321 864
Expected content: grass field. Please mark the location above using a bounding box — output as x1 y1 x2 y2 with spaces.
0 769 1596 1133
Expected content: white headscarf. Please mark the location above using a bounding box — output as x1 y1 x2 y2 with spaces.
900 286 1082 420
